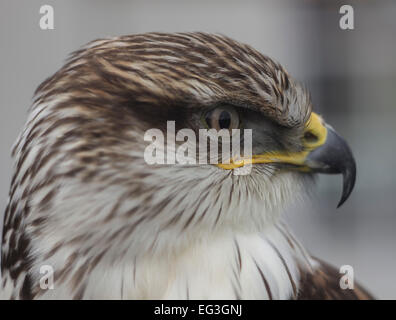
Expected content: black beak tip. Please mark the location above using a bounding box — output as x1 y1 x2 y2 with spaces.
337 161 356 208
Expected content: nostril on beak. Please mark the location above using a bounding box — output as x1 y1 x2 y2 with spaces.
303 131 319 144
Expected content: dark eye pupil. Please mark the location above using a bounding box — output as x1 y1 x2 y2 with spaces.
218 111 231 129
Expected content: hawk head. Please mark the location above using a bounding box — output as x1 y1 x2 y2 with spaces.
2 33 356 299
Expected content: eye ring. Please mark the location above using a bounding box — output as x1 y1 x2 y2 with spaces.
203 105 240 131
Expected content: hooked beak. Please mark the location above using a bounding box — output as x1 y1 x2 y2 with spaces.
218 112 356 208
304 124 356 207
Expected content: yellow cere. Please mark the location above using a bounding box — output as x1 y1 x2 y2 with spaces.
217 112 328 170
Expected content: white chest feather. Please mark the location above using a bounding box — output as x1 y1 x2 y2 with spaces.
34 224 310 300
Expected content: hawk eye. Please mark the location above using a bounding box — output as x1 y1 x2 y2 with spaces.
204 106 240 131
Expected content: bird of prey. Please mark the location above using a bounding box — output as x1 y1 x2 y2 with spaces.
1 32 372 300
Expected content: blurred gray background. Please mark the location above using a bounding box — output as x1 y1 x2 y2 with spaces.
1 0 395 298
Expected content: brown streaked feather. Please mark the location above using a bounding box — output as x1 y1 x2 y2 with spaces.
297 258 374 300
